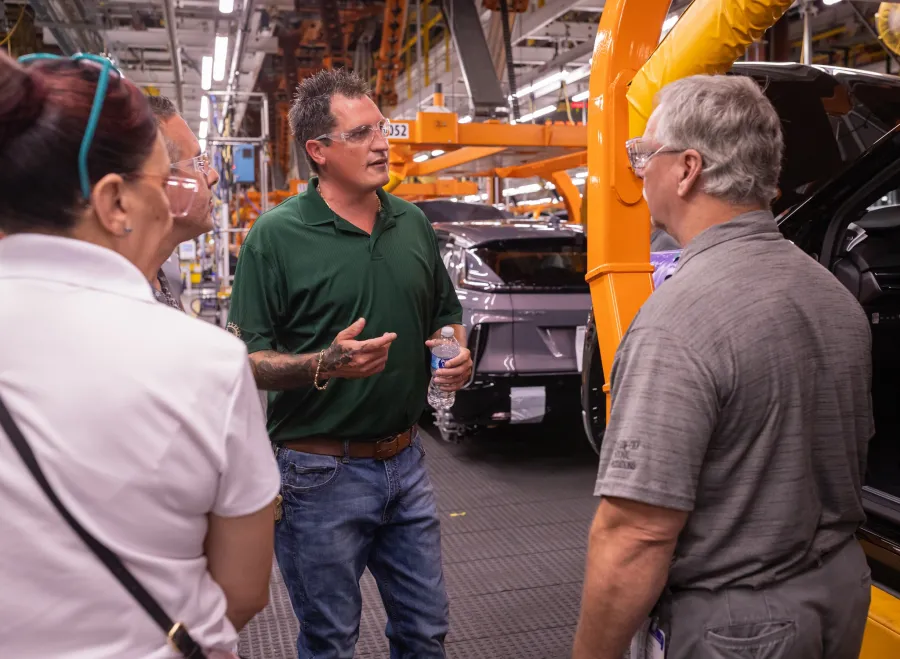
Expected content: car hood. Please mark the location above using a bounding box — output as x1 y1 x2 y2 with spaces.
730 63 900 215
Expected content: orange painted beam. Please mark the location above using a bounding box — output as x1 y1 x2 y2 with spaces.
549 170 582 225
407 146 507 177
387 115 586 148
375 0 409 108
495 150 586 179
393 180 479 199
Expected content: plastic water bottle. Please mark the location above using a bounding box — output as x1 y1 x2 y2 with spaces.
428 326 461 410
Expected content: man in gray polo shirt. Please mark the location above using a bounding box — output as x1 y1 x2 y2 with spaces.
573 75 874 659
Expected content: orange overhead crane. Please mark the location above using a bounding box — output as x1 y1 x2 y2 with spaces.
588 0 900 655
385 98 587 221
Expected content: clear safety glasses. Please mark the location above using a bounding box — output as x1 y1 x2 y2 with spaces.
625 137 681 177
172 153 212 178
314 119 391 145
125 174 200 218
17 53 199 217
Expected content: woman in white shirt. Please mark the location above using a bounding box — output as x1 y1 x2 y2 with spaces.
0 52 280 657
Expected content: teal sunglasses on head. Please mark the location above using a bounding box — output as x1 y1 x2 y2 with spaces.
17 53 122 201
15 53 201 219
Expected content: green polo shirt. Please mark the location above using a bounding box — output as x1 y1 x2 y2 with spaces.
227 178 463 442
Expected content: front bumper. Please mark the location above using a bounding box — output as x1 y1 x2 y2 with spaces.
451 373 582 427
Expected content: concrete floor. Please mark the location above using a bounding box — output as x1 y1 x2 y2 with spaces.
238 422 599 659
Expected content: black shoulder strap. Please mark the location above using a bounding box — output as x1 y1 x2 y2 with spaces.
0 393 206 659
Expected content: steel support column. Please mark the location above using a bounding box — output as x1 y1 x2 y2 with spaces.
162 0 184 112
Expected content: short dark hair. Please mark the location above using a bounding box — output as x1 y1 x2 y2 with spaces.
0 52 157 234
145 94 180 160
289 68 370 173
146 94 178 124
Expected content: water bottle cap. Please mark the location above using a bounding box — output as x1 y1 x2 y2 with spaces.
441 326 454 338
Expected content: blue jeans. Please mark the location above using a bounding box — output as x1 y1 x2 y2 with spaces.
274 433 449 659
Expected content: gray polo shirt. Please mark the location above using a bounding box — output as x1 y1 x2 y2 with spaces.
595 210 874 590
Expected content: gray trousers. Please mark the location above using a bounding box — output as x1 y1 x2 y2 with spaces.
661 540 871 659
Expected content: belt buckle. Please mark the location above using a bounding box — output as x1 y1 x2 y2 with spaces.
374 435 398 460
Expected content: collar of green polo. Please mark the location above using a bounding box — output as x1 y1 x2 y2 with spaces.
300 176 405 226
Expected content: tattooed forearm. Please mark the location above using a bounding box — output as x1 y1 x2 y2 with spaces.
249 344 357 390
249 351 318 390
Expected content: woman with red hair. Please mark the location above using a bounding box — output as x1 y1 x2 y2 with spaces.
0 51 280 659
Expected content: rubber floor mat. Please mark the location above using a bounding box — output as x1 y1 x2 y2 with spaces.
238 424 598 658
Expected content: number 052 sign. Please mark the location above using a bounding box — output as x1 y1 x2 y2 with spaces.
387 121 411 141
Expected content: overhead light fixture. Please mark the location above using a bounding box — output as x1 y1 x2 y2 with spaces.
213 35 229 82
574 170 588 178
413 153 430 162
219 0 234 13
515 71 566 98
201 56 213 91
431 149 445 156
566 65 591 84
573 177 586 186
571 90 589 102
199 120 209 139
518 104 556 123
200 96 210 120
458 115 472 124
199 138 207 152
822 0 842 4
502 182 543 197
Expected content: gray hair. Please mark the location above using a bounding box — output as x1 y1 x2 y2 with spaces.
289 68 371 173
652 75 783 207
145 94 180 161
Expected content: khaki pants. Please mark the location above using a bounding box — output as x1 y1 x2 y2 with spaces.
661 540 871 659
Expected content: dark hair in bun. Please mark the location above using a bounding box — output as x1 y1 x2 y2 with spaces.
0 51 158 234
0 61 47 142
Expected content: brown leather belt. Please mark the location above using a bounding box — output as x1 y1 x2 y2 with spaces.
279 426 416 461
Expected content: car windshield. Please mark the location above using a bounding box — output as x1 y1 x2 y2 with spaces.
472 236 588 291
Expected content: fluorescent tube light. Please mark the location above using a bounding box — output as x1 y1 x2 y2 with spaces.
201 56 213 90
213 36 228 82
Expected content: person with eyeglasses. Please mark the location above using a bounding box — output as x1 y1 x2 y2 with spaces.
0 51 280 658
227 68 470 659
573 75 873 659
145 95 221 311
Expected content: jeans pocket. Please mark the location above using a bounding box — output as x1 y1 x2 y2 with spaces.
413 433 426 458
704 620 796 659
279 449 341 495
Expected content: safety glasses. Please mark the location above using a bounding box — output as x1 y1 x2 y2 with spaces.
172 153 211 178
124 174 200 219
314 119 391 145
18 53 123 200
625 137 682 177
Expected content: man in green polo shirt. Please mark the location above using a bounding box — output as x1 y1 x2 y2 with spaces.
227 69 470 659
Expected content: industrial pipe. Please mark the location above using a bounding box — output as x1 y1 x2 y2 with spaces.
162 0 184 112
224 0 257 123
625 0 796 139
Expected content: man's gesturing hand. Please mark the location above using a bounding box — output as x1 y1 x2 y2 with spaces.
321 318 397 380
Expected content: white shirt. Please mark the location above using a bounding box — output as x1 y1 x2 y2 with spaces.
0 234 280 658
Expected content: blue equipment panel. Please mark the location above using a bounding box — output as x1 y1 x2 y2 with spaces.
233 145 256 183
